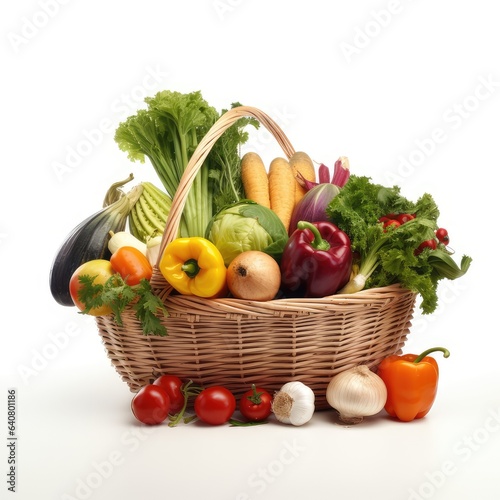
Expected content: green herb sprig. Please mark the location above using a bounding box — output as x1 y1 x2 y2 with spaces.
78 274 168 336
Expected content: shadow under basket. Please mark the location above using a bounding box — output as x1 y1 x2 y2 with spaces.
96 283 416 411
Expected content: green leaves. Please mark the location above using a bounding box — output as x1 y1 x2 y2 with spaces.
114 91 257 238
209 103 259 211
78 274 168 336
134 280 169 337
100 275 137 325
428 250 472 280
327 175 471 314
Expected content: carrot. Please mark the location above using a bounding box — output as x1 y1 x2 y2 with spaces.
241 152 270 208
289 151 316 205
268 157 296 232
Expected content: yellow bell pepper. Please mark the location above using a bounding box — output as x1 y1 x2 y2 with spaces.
159 237 227 298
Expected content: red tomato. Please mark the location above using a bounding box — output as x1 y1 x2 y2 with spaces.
153 375 184 414
69 259 114 316
415 238 437 255
131 385 170 425
239 385 272 422
194 386 236 425
383 219 401 231
435 227 450 245
397 213 415 224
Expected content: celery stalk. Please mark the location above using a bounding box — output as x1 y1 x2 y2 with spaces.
115 90 256 238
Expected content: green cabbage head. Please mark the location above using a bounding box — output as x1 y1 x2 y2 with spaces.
205 200 288 266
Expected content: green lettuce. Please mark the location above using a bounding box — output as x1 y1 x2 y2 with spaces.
326 175 472 314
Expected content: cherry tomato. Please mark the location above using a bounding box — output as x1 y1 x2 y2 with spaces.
383 219 400 230
194 386 236 425
153 375 184 414
435 228 449 245
415 238 437 255
239 385 272 422
69 259 114 316
131 385 170 425
397 213 415 224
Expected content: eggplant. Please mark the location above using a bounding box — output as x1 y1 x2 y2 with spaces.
49 179 143 306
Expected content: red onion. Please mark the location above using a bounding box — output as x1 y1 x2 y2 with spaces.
296 156 350 191
288 183 341 235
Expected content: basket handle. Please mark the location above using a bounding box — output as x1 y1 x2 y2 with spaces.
156 105 296 260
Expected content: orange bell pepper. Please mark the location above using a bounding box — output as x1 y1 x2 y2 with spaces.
110 246 153 286
377 347 450 422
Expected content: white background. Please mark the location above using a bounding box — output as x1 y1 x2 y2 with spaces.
2 1 499 499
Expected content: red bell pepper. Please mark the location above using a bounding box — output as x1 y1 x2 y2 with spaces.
280 220 352 298
377 346 450 422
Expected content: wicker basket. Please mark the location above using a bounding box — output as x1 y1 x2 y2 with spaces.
96 106 416 411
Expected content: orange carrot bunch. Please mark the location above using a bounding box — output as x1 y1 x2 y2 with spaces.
241 151 316 233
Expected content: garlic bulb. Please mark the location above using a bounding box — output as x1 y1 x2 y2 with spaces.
326 365 387 425
272 381 315 426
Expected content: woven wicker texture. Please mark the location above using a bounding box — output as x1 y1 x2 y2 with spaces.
95 106 416 411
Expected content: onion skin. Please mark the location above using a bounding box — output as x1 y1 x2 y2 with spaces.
226 251 281 301
288 183 340 236
326 365 387 425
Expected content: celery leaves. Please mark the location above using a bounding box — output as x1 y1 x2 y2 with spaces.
209 102 259 211
115 91 257 237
